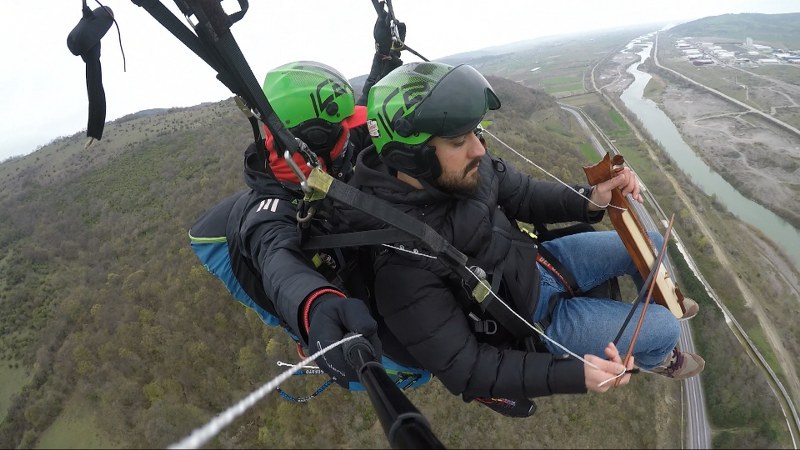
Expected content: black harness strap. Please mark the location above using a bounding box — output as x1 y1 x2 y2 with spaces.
302 229 415 250
133 0 306 169
472 283 540 341
535 245 581 297
303 169 538 342
309 171 467 267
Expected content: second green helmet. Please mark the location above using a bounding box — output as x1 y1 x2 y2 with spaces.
262 61 356 153
366 62 501 178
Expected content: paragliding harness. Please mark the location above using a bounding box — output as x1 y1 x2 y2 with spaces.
102 0 618 426
296 134 621 355
125 0 436 403
131 0 614 408
292 163 625 421
295 166 621 351
187 188 434 398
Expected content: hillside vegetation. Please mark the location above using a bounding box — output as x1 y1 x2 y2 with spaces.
0 72 788 448
0 79 666 448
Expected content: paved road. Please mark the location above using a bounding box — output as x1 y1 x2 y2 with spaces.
652 33 800 447
560 104 712 449
652 33 800 139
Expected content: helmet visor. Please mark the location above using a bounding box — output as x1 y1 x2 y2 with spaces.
412 65 501 139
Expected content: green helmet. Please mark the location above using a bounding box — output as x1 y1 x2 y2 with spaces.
366 62 501 178
262 61 356 154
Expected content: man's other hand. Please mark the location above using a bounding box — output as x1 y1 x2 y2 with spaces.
307 295 382 388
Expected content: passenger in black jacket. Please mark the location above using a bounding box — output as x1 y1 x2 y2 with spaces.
189 9 407 390
344 61 704 412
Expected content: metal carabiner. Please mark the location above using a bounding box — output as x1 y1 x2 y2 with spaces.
389 19 403 51
296 204 316 224
284 139 322 193
284 150 307 182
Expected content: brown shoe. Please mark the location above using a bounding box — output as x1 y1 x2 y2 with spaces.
648 348 705 380
678 297 699 321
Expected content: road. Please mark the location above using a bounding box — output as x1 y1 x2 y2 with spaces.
651 33 800 139
652 33 800 447
585 34 800 447
561 104 712 449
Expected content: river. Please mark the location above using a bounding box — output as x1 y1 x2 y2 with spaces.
619 40 800 271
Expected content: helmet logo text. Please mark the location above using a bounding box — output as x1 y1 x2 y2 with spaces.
313 79 347 118
378 81 429 137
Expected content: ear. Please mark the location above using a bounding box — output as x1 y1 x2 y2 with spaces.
380 142 441 179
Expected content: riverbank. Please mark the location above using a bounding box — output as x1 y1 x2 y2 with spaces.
598 46 800 232
656 82 800 230
602 40 800 413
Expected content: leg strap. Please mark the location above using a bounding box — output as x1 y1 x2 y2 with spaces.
536 246 580 297
525 293 562 352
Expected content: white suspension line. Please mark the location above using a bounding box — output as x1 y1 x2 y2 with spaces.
483 129 626 212
168 334 362 449
385 243 627 387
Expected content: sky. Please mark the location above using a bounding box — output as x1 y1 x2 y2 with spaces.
1 0 798 161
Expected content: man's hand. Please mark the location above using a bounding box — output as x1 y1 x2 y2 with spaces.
374 1 406 56
584 342 632 392
307 294 382 388
588 166 642 211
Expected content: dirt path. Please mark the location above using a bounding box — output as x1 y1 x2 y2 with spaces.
598 43 800 406
667 174 800 400
604 55 800 408
612 85 800 400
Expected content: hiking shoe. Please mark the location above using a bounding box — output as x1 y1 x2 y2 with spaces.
472 396 537 418
679 297 699 321
648 348 705 380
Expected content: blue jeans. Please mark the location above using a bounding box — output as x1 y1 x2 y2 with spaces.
532 230 679 369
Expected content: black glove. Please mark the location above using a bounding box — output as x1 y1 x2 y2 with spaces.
307 294 382 388
374 1 406 57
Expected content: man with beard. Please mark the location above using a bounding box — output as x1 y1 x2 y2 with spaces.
342 61 703 415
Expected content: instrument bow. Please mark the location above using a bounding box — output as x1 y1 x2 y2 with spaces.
583 153 688 319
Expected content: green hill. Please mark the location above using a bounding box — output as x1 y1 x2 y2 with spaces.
0 68 789 448
0 78 671 448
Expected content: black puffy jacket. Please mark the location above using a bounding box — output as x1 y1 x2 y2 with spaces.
342 150 604 400
201 124 371 341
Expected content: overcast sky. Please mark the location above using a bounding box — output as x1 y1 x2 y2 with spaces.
1 0 797 161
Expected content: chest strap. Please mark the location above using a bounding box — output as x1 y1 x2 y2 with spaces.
303 167 538 342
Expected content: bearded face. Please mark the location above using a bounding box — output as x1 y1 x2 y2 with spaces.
429 131 485 195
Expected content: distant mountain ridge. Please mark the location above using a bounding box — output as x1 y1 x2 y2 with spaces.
666 12 800 48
